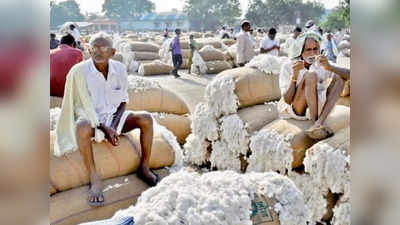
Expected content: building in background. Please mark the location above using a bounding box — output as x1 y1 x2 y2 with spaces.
120 12 190 32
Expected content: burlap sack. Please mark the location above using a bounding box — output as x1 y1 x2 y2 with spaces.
50 130 175 194
337 40 350 51
322 190 336 221
336 56 350 69
237 104 279 134
341 80 350 97
50 170 169 225
127 86 189 115
181 49 192 58
337 96 350 107
153 114 191 145
218 67 281 108
203 32 214 38
128 41 160 52
259 105 350 168
206 61 232 74
134 52 160 60
198 40 222 49
199 47 225 61
51 96 63 108
111 53 123 63
179 40 190 49
308 127 350 157
138 61 173 76
221 39 236 46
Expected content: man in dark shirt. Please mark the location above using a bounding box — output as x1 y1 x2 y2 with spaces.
50 33 59 50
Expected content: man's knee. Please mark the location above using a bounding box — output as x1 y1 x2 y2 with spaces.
333 74 345 90
76 120 93 138
138 114 153 129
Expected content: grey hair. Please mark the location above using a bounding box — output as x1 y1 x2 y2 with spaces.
89 32 113 47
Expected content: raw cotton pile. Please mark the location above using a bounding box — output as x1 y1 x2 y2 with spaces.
245 54 288 75
113 170 311 225
221 38 236 46
50 107 61 131
338 39 350 57
138 60 173 76
126 76 191 143
190 50 208 75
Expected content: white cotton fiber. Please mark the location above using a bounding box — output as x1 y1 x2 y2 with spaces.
332 199 350 225
245 54 287 74
159 38 173 66
192 50 207 74
183 134 210 166
50 107 61 131
209 140 241 171
303 142 350 195
127 76 161 92
289 172 328 224
113 170 310 225
190 102 219 141
204 75 239 117
247 129 293 174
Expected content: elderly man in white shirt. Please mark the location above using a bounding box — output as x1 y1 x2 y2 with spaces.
278 31 350 140
260 27 280 56
236 20 255 66
70 32 158 207
282 26 302 55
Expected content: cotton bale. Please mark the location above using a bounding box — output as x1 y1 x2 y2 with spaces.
152 113 191 145
205 60 232 74
127 41 160 53
199 45 225 61
138 60 173 76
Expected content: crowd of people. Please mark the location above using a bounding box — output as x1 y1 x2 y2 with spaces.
50 20 349 207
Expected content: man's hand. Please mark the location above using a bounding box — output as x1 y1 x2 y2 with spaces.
274 45 280 50
103 126 119 146
317 55 331 71
292 60 305 80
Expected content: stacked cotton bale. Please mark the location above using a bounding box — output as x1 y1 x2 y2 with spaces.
338 34 350 57
183 54 351 225
336 56 351 107
221 38 236 47
138 60 173 76
113 170 311 225
197 45 232 74
128 41 161 65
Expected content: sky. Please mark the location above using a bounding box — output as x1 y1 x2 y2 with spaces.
55 0 340 15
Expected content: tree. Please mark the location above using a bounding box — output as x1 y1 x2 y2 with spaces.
183 0 241 31
50 0 85 29
102 0 155 20
245 0 324 28
338 0 350 27
320 10 346 31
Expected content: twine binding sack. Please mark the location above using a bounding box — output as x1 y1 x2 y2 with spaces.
134 52 160 61
237 104 279 135
128 41 160 52
138 60 173 76
205 61 232 74
152 113 191 144
199 46 225 61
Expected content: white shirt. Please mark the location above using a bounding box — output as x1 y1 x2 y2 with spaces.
282 36 296 55
260 36 279 56
71 29 81 43
236 31 255 64
83 59 129 124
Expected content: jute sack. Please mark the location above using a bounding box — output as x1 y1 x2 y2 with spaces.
127 86 189 115
152 114 191 144
206 61 232 74
218 67 281 108
51 96 63 108
134 52 160 60
221 39 236 46
198 40 222 49
237 104 279 134
181 49 191 58
128 41 160 52
50 130 175 194
138 60 173 76
307 127 350 158
337 96 350 107
337 40 350 51
258 105 350 168
341 80 350 97
50 170 169 225
203 32 214 38
111 53 123 63
199 47 225 61
179 40 190 49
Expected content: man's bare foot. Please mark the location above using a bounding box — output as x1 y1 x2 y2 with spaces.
88 176 104 207
137 166 159 187
305 123 334 140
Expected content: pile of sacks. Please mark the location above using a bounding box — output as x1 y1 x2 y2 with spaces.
192 45 232 74
112 170 311 225
183 54 351 225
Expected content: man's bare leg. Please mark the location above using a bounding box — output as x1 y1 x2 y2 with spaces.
315 74 345 126
304 71 319 122
121 113 158 186
76 120 104 206
292 78 308 117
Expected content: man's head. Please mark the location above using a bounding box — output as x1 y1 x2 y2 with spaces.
241 21 251 32
293 27 302 39
50 33 56 39
88 32 115 64
305 20 314 29
69 24 75 30
327 32 332 41
301 37 320 64
175 28 181 36
222 26 226 30
60 34 76 47
189 34 194 40
318 27 323 36
268 28 277 40
250 29 254 35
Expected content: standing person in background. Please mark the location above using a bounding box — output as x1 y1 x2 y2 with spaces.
282 26 302 55
249 29 257 47
169 28 182 78
187 34 198 74
50 34 82 97
220 26 230 39
50 33 59 50
163 28 169 43
322 32 338 63
236 21 255 67
69 24 81 48
260 27 280 56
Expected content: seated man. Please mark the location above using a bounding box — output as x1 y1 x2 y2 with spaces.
55 32 158 207
278 31 350 139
